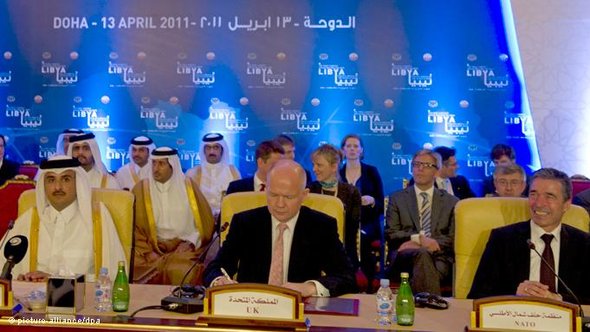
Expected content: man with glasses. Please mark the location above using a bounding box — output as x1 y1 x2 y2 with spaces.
385 149 459 295
491 164 527 197
482 143 517 196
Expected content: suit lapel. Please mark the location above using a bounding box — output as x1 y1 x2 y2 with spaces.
430 188 442 232
557 226 572 285
257 209 273 280
288 207 311 280
515 222 532 282
406 187 420 230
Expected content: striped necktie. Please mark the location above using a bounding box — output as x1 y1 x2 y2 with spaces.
420 192 431 236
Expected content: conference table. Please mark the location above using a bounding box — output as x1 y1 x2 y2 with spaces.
0 281 529 331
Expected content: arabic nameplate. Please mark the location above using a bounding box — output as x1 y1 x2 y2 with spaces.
204 283 303 320
197 283 307 331
472 296 579 332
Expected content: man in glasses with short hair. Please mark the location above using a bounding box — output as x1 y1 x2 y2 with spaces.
491 164 527 197
384 149 459 295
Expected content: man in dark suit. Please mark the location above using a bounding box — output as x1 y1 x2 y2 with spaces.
225 140 283 194
0 134 20 186
204 159 356 297
385 149 459 295
469 168 590 304
433 146 475 199
274 134 313 186
573 188 590 216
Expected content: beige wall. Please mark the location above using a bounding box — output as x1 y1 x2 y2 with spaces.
512 0 590 176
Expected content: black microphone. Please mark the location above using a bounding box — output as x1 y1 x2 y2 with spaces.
0 235 29 281
161 222 229 314
0 220 16 252
527 239 590 329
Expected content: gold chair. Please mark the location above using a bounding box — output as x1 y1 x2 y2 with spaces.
454 197 589 299
219 192 345 245
0 179 36 238
18 188 135 264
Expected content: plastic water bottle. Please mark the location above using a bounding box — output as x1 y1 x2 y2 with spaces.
396 272 415 326
112 261 130 312
94 267 112 312
376 278 394 325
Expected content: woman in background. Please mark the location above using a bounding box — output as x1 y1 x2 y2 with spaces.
340 134 384 292
309 144 362 280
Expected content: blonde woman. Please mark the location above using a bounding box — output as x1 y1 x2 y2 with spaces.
309 144 362 277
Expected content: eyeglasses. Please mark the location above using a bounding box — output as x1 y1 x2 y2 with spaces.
411 161 437 169
496 179 523 187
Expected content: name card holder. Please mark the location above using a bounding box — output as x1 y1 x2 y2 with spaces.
470 295 580 332
46 274 85 318
196 283 307 331
0 279 14 316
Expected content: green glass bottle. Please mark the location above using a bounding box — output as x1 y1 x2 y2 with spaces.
395 272 415 326
111 261 129 312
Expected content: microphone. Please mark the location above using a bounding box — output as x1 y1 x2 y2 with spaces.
527 239 590 329
0 235 29 280
161 222 229 314
0 220 16 252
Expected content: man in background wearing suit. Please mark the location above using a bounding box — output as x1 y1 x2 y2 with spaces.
0 134 19 186
204 159 356 297
490 163 527 197
274 134 313 186
225 140 283 194
468 168 590 304
433 146 475 199
385 149 459 295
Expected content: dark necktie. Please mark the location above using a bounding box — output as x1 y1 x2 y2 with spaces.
540 234 556 293
260 183 266 191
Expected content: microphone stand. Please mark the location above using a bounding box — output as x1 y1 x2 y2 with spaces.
527 239 590 330
161 222 229 313
0 220 15 254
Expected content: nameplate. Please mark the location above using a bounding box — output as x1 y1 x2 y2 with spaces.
197 283 307 331
0 279 10 307
46 274 85 315
471 296 579 332
0 279 13 316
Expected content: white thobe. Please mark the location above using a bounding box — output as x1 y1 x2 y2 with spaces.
86 167 120 189
115 163 150 190
0 203 126 281
186 164 239 217
152 180 201 247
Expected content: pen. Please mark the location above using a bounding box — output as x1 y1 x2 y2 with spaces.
15 297 32 311
220 267 231 280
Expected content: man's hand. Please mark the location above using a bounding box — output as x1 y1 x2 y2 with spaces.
283 282 317 297
361 195 375 207
398 240 421 252
420 235 441 252
146 251 161 263
17 271 51 282
517 280 563 301
211 276 238 287
175 241 195 253
158 238 183 252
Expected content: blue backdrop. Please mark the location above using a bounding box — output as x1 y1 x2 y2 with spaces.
0 0 540 195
